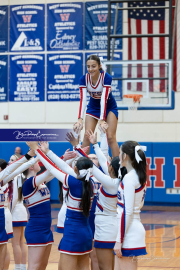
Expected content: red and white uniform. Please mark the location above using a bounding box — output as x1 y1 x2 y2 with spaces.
78 71 112 120
117 169 147 257
75 145 120 249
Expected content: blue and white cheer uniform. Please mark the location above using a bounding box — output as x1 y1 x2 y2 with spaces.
78 71 118 120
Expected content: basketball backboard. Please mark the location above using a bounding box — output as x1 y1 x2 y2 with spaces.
104 59 174 110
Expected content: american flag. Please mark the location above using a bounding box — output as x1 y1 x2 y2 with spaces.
127 1 178 92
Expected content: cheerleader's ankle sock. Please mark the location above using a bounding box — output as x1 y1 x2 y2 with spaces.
21 264 27 270
14 264 21 270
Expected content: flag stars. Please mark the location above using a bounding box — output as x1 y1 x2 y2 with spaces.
140 9 143 12
147 10 150 13
151 14 154 17
154 10 157 13
143 13 146 16
158 14 161 17
136 13 139 16
155 2 157 4
147 2 150 5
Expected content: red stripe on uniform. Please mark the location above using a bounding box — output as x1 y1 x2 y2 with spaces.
27 198 50 208
103 87 110 120
24 187 38 199
121 210 124 243
78 87 83 119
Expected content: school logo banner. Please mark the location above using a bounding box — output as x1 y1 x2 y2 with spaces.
9 54 44 102
10 4 45 52
0 6 8 52
47 3 83 51
0 55 8 102
47 53 83 101
85 1 122 50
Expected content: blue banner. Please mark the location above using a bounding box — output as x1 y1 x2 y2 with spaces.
47 53 83 101
0 129 72 141
9 54 44 102
47 3 83 51
0 6 8 52
85 52 122 101
85 1 122 50
10 4 44 52
0 55 8 102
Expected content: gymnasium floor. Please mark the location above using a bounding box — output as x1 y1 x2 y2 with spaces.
7 206 180 270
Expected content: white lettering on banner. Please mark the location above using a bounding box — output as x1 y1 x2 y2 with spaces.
59 4 81 8
54 22 75 26
11 32 42 51
55 9 75 13
0 61 6 66
17 23 37 27
49 84 78 90
0 41 5 46
17 73 37 77
0 88 4 92
0 10 6 15
54 75 75 79
22 55 43 60
50 33 79 50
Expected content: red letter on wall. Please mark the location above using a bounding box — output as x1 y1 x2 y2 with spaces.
147 158 165 188
174 158 180 188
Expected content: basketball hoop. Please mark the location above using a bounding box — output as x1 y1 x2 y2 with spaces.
123 94 143 110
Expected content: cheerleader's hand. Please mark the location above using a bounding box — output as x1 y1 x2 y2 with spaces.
99 120 108 133
27 149 36 157
66 132 79 147
86 130 97 145
38 141 49 154
63 149 77 161
114 242 122 259
82 146 89 154
26 141 38 151
73 119 83 132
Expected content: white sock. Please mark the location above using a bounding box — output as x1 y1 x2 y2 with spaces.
21 264 27 270
14 264 21 270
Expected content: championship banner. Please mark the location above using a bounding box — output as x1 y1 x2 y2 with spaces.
0 6 8 52
47 53 83 101
10 4 45 52
47 3 83 51
85 52 123 101
85 1 122 50
9 54 44 102
0 55 8 102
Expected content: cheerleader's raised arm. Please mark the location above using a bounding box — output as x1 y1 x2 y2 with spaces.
0 149 35 182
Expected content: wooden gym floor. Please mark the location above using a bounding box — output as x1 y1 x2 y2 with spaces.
7 206 180 270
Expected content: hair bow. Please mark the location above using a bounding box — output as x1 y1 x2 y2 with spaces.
78 168 92 182
99 57 107 71
135 145 147 163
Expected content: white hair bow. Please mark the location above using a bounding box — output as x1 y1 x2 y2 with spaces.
17 175 22 188
118 161 122 179
99 57 107 71
135 145 147 163
78 168 92 182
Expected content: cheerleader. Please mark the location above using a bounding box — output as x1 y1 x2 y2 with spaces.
0 151 35 270
12 158 54 270
73 54 119 157
8 154 28 270
27 141 94 270
114 141 147 270
68 132 120 270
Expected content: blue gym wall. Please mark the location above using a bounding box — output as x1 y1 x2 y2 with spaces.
1 142 179 205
